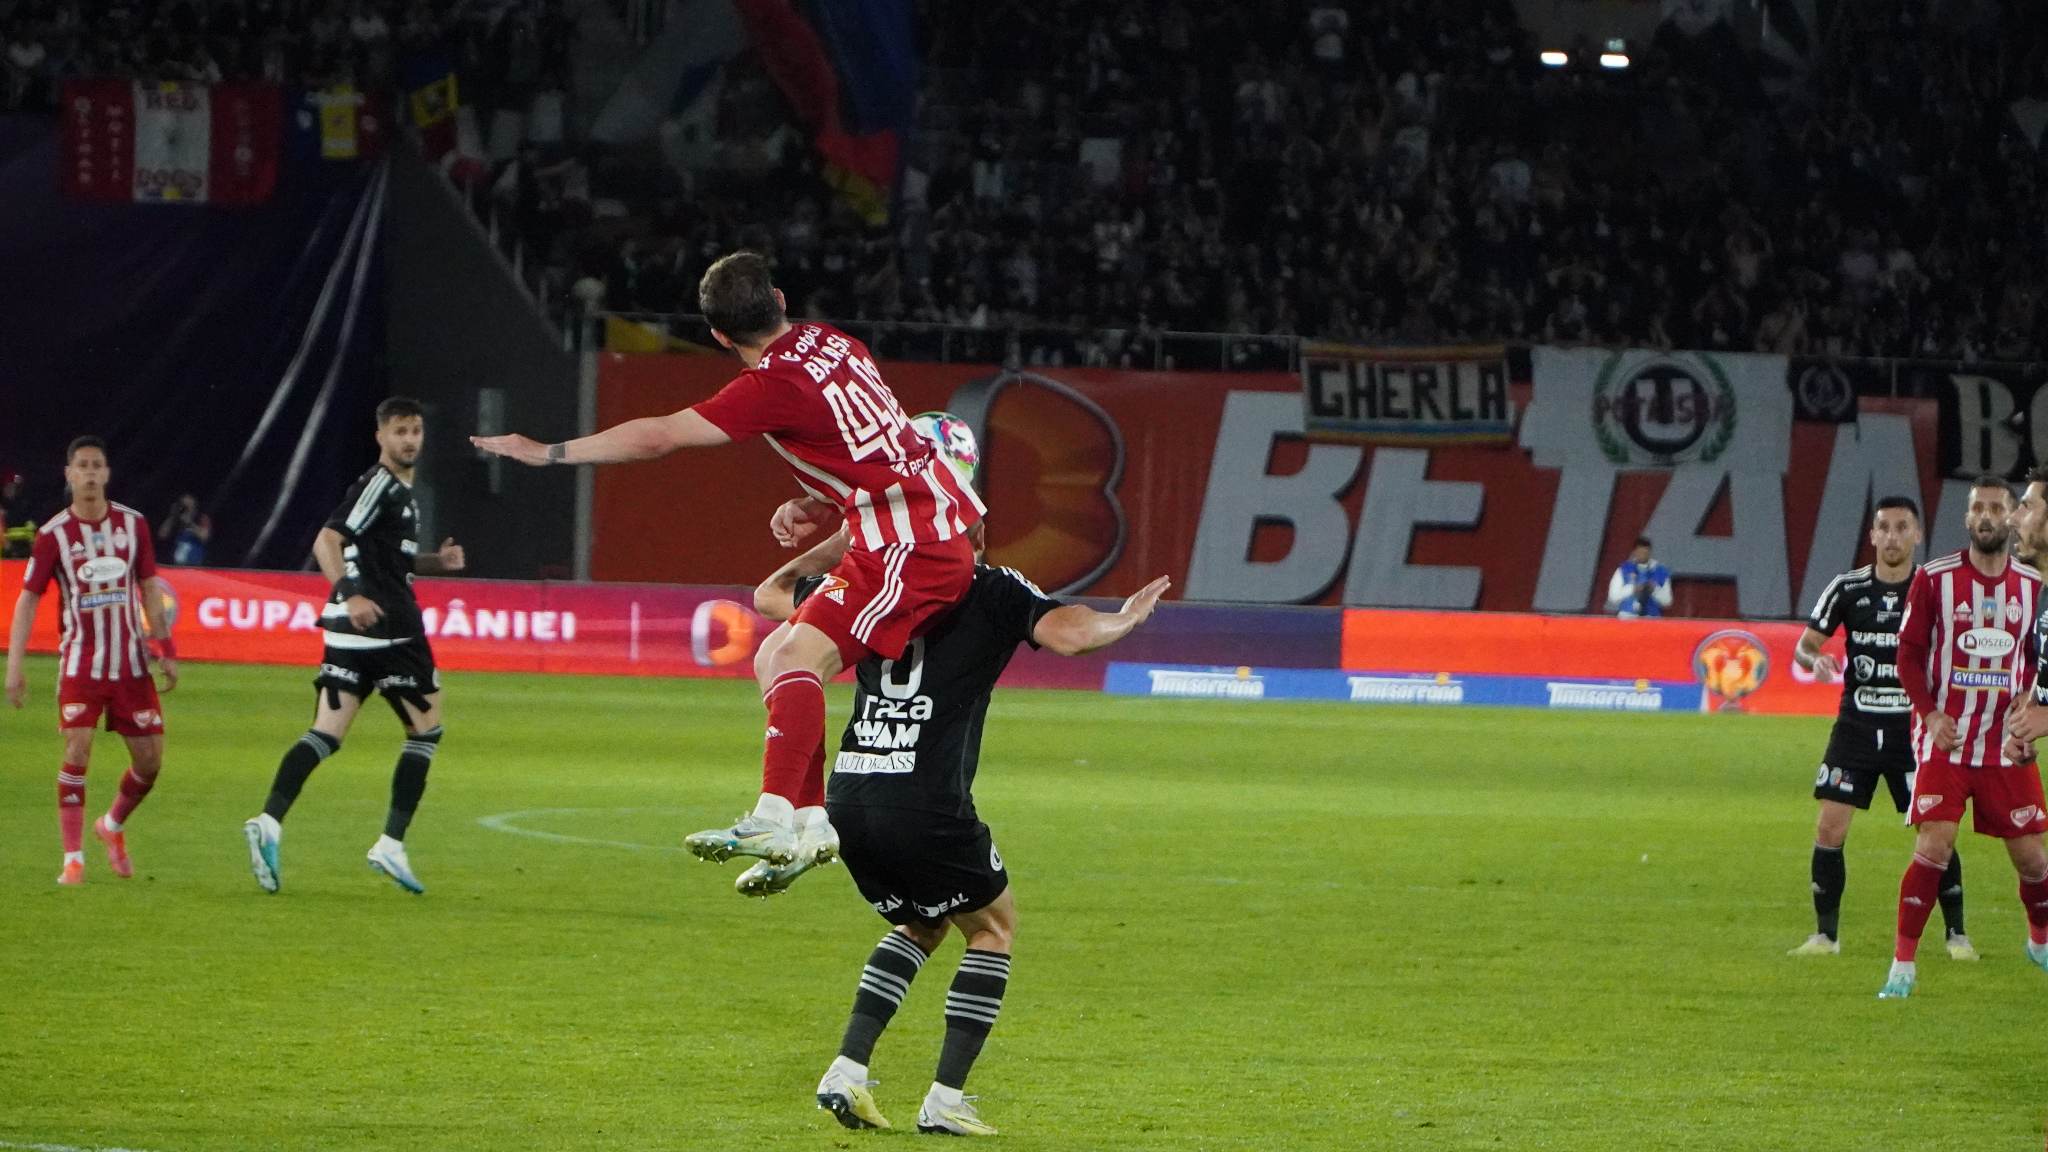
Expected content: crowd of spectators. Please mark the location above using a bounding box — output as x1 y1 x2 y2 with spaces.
0 0 570 114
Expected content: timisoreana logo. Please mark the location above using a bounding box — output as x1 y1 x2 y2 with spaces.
1147 668 1265 698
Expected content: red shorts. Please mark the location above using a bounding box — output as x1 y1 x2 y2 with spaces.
1909 757 2048 838
795 535 976 664
59 676 165 738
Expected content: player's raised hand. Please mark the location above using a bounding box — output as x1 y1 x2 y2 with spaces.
1120 575 1172 624
436 538 467 572
470 433 553 466
5 669 25 709
771 497 840 549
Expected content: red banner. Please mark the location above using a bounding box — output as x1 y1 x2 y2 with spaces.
595 353 1946 619
60 79 280 205
1342 608 1840 715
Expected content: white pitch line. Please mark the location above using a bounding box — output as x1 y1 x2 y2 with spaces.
475 807 692 854
0 1141 164 1152
0 1131 163 1139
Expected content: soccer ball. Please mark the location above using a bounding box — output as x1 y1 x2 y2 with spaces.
911 411 979 488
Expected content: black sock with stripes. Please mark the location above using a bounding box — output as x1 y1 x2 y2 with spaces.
1939 850 1966 938
264 730 340 821
839 931 929 1065
936 949 1010 1090
384 726 443 841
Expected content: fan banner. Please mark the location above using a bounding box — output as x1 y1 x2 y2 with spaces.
60 79 281 204
1521 347 1792 472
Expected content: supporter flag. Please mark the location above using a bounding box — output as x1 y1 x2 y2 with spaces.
403 55 460 161
60 79 281 205
732 0 914 225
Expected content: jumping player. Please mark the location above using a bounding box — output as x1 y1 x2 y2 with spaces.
748 513 1168 1135
470 251 985 870
1789 496 1971 958
242 397 466 895
5 436 178 885
1879 476 2048 998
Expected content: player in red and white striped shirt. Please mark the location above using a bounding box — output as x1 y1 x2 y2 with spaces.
1881 476 2048 997
473 252 986 872
4 437 179 885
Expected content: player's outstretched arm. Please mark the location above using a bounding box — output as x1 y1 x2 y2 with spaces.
5 588 38 708
1032 576 1172 657
754 525 853 622
470 409 732 467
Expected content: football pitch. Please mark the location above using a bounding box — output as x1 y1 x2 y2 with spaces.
1 657 2041 1151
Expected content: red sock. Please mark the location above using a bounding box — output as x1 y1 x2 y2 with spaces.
761 671 825 806
57 765 87 854
110 768 155 825
1894 853 1946 962
2020 872 2048 947
791 738 827 809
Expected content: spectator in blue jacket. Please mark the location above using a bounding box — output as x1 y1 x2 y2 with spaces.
1606 536 1673 618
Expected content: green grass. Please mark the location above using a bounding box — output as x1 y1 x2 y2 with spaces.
1 655 2043 1151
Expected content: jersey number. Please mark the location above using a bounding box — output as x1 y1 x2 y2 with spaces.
878 637 926 700
821 358 910 463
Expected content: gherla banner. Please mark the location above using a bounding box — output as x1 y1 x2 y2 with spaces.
1300 343 1517 445
1521 347 1793 472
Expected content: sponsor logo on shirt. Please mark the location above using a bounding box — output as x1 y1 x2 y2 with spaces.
76 590 131 610
1849 631 1898 647
75 556 129 583
1947 669 2008 689
1851 686 1910 713
834 750 917 775
318 663 361 684
1148 668 1264 698
1958 627 2016 658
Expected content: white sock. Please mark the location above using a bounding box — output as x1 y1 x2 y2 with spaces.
374 834 404 853
927 1083 964 1108
795 805 828 832
101 813 123 833
829 1055 868 1083
63 850 84 866
255 812 282 837
752 792 796 825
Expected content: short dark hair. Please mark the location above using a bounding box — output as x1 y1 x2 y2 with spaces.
1632 536 1653 550
376 396 424 425
2026 465 2048 486
1874 495 1920 520
698 251 784 344
1970 474 2012 499
66 435 106 463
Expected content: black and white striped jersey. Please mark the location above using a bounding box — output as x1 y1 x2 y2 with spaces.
320 463 423 646
1806 564 1913 730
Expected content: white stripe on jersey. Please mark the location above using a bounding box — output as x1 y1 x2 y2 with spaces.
884 484 915 544
762 435 853 499
850 489 885 550
346 470 392 533
123 509 146 678
1808 566 1867 623
927 469 956 542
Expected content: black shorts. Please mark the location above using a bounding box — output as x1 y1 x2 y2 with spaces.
316 639 440 715
829 804 1008 927
1813 721 1914 813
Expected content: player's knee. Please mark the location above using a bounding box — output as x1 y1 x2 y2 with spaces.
62 735 93 766
898 922 947 954
130 745 163 778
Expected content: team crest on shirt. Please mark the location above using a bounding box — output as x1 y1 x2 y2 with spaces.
1917 794 1944 813
62 703 86 722
2013 806 2043 827
2009 599 2024 624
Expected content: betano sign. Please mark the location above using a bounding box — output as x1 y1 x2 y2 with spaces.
593 352 1959 620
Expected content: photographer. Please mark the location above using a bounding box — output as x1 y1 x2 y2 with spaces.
1605 536 1673 618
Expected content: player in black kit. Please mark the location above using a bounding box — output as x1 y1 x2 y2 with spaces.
746 521 1168 1136
241 398 467 896
1790 495 1971 958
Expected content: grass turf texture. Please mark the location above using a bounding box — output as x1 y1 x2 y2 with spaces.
0 655 2042 1151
